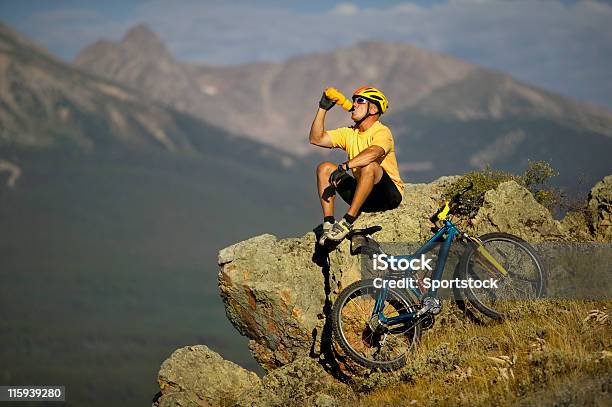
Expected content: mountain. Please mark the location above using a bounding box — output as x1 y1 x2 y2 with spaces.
0 22 304 172
0 21 318 407
74 26 612 144
386 68 612 189
74 25 612 191
74 26 479 152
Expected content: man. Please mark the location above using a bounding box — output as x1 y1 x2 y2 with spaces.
309 86 404 244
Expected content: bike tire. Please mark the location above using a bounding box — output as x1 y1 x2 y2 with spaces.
458 232 547 320
331 278 421 371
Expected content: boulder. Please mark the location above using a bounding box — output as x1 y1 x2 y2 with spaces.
217 177 584 371
470 180 568 242
559 211 592 241
587 175 612 242
156 345 260 407
218 233 361 370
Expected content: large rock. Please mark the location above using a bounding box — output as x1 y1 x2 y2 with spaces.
218 233 361 370
559 211 593 242
471 180 568 242
156 345 260 407
587 175 612 242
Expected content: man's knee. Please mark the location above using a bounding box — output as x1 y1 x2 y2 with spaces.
316 161 337 177
361 162 383 180
361 162 380 173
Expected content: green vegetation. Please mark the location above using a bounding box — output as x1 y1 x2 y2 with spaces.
444 160 562 217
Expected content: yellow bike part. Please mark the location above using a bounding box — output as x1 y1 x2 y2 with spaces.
468 236 509 277
325 87 353 111
436 201 451 221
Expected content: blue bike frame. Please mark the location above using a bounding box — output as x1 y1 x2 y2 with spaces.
373 219 461 327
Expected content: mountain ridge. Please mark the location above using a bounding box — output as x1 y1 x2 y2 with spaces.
74 29 482 151
0 21 306 173
74 24 612 156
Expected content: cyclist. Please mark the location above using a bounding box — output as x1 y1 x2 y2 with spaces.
309 86 404 244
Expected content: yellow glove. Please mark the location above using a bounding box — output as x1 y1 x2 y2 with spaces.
324 87 353 111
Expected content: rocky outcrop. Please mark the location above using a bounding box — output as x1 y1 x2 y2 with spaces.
156 345 260 407
156 174 612 407
559 211 593 242
155 347 355 407
587 175 612 242
470 180 569 242
216 176 612 372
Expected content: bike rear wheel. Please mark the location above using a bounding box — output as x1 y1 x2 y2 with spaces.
459 232 546 320
331 278 421 371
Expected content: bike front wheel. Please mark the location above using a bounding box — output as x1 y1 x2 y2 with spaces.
459 232 547 320
331 278 421 371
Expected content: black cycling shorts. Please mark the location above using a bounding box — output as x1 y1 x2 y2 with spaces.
336 169 402 213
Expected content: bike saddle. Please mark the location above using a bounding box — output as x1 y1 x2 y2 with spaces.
348 225 382 238
349 226 384 257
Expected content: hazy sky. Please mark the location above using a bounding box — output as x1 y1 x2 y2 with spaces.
2 0 612 110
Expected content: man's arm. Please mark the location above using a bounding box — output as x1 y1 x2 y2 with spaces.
346 146 385 169
309 108 333 148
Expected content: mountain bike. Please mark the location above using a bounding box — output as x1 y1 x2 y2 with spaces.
331 183 547 371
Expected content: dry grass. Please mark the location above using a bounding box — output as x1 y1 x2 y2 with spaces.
354 300 612 406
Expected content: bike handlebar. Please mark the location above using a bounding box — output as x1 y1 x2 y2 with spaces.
450 182 474 205
431 182 474 224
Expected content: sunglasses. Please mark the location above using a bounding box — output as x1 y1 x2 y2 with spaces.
352 96 369 104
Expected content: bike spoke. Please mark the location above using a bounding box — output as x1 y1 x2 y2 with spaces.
463 235 545 319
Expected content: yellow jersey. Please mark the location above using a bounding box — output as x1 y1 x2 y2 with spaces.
327 121 404 196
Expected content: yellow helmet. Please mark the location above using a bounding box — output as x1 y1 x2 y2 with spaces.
353 86 389 114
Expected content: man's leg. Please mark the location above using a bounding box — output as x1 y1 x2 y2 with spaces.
316 161 339 217
346 162 383 217
322 162 383 243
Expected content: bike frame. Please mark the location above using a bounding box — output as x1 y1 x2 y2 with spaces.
373 219 461 327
